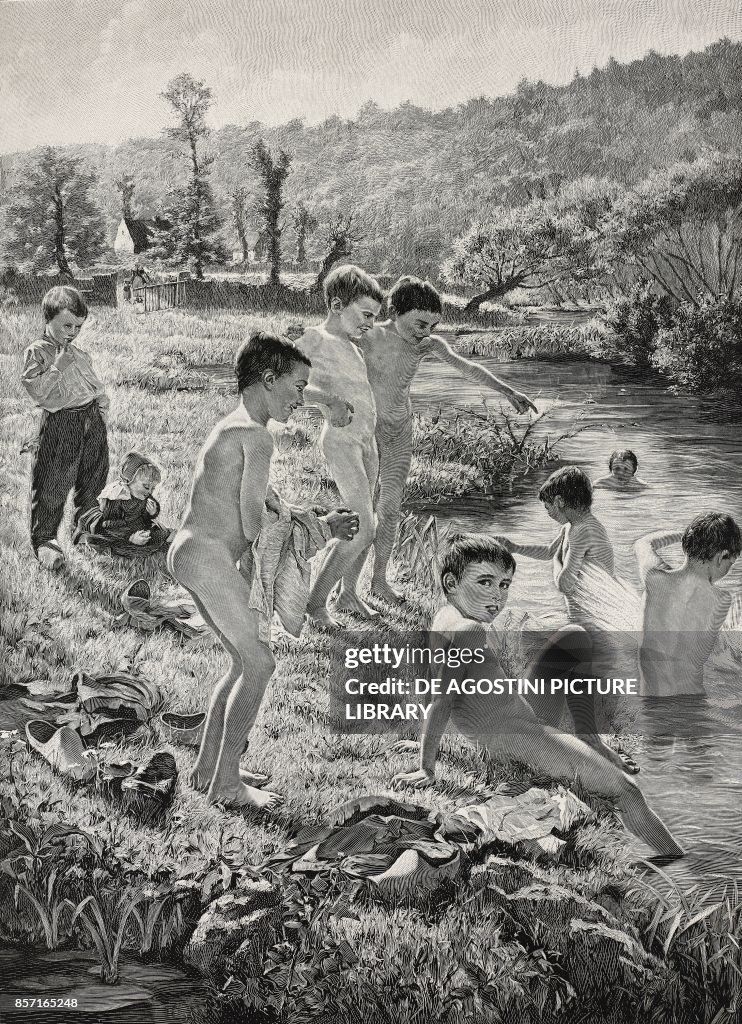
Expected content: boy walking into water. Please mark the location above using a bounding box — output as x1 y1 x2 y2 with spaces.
299 265 385 626
21 286 109 570
392 533 683 859
635 512 740 699
168 332 358 809
494 467 614 623
358 277 536 604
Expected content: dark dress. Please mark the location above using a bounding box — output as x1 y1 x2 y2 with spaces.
75 495 170 558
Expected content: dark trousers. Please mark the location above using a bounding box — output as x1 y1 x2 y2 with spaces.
31 402 109 552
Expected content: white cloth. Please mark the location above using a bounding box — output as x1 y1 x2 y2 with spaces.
248 487 332 643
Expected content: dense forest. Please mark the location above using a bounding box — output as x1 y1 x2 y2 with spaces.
2 37 742 281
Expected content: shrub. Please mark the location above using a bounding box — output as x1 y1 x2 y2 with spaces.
600 280 675 366
651 294 742 394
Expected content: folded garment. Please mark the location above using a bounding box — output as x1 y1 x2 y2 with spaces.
268 795 478 899
248 486 332 644
116 580 207 638
51 670 162 746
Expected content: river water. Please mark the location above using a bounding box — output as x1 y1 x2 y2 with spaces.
409 355 742 893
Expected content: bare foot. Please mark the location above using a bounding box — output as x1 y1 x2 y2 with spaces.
190 768 270 792
208 780 284 810
371 579 406 605
305 606 340 628
334 589 379 619
580 735 631 773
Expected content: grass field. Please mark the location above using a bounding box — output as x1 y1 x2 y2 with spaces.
1 303 740 1023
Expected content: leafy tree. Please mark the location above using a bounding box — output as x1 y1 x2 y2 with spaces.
314 214 362 291
3 147 107 274
156 72 226 278
292 202 318 265
442 183 610 313
249 140 291 286
114 173 135 219
604 154 742 305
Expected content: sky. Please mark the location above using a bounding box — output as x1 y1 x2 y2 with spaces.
1 0 742 154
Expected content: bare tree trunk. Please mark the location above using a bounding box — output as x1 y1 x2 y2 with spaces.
462 279 517 315
54 185 72 277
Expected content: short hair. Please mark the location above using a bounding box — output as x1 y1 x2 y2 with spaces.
538 466 592 511
389 276 442 316
323 264 384 310
609 449 638 473
235 331 311 393
439 532 516 593
681 513 741 562
42 285 88 323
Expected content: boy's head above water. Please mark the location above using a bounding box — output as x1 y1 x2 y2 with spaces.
388 276 443 345
323 264 384 340
42 285 88 348
235 331 312 423
538 466 592 522
682 512 741 580
608 449 639 481
439 533 516 623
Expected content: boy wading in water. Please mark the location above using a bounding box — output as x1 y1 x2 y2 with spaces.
168 332 359 809
392 534 683 859
493 466 633 772
358 277 536 605
635 512 740 705
298 265 385 626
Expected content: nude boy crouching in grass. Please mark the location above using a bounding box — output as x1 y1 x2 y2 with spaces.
168 332 359 809
392 533 683 859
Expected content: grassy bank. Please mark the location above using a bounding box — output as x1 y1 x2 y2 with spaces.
0 306 739 1023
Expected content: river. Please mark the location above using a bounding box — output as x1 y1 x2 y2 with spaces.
409 354 742 894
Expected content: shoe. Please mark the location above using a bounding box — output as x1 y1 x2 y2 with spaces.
25 720 96 783
36 542 64 570
159 711 206 747
121 751 178 822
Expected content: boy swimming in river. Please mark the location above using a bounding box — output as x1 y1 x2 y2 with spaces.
298 265 385 626
635 512 740 698
168 332 358 809
595 449 649 492
357 276 536 605
391 533 683 858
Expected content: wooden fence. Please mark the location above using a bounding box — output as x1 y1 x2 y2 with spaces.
132 280 187 312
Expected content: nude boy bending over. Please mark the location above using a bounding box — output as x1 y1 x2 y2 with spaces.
168 332 358 809
358 277 536 605
299 265 385 626
392 533 683 859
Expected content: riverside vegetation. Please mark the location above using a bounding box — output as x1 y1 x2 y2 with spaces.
1 305 741 1023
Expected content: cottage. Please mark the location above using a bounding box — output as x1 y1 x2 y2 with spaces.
113 216 171 255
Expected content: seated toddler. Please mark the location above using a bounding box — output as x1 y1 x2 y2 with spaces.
75 451 173 557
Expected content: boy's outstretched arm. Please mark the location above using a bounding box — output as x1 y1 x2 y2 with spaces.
428 336 537 414
634 529 684 584
391 693 454 789
492 532 562 562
